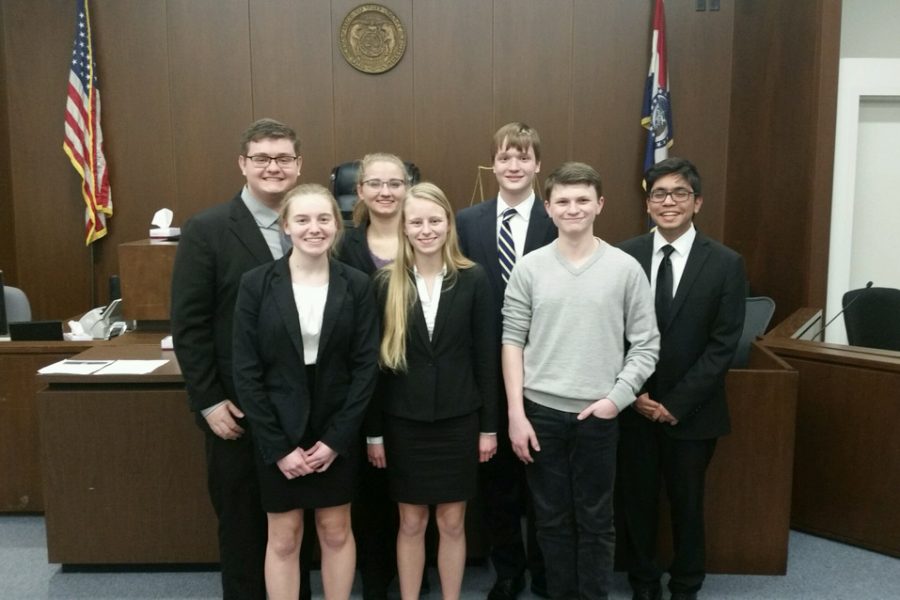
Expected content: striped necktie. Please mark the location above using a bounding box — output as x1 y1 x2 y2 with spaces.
499 207 517 283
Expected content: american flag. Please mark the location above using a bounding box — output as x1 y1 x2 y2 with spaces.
63 0 112 245
641 0 674 176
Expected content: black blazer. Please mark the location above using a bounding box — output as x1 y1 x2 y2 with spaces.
171 193 275 415
335 223 379 276
456 197 557 329
371 265 498 435
232 257 380 464
618 231 746 440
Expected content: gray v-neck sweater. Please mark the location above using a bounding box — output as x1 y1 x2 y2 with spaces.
502 239 659 413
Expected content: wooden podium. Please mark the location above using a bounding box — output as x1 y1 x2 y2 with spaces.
118 239 178 322
37 344 217 564
762 309 900 558
630 342 799 575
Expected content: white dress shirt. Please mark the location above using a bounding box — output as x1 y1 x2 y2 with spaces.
496 192 535 260
293 282 328 365
650 224 696 298
413 264 446 340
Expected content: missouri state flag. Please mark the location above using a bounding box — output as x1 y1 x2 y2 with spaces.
641 0 674 175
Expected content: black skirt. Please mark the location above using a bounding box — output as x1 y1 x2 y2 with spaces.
255 365 359 513
384 411 479 505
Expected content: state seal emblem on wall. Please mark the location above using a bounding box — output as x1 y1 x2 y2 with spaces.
339 4 407 74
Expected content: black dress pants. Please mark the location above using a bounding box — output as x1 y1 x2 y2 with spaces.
479 416 544 581
204 430 268 600
617 412 717 595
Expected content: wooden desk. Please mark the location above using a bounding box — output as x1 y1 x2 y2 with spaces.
35 342 800 570
37 344 217 564
0 340 92 511
763 309 900 557
0 332 165 512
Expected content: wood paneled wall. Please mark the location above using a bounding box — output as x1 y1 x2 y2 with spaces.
726 0 841 324
0 5 16 284
0 0 837 321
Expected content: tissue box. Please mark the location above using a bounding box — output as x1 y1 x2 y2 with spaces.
149 227 181 240
118 239 178 321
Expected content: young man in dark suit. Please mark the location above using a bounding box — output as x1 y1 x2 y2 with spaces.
456 122 556 599
618 157 747 600
171 119 305 600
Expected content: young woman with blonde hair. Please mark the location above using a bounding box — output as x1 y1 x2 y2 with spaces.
369 182 498 600
233 184 379 600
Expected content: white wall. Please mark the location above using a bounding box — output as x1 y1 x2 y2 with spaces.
850 99 900 291
840 0 900 59
825 1 900 343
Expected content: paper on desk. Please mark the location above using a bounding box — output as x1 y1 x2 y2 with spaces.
93 360 168 375
38 359 114 375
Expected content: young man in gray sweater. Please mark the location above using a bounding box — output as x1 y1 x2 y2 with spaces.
502 162 660 599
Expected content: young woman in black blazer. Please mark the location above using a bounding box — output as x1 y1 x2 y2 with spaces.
336 152 409 273
372 182 498 600
233 184 379 600
334 152 415 599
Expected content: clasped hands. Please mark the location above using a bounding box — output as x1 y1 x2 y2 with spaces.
276 442 337 480
633 393 678 425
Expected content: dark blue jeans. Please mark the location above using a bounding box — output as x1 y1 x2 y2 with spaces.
524 400 618 600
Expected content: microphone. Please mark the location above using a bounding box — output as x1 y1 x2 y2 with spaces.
0 270 7 336
811 281 873 341
108 274 121 303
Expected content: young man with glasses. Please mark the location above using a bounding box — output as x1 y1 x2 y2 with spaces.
172 118 306 600
617 157 747 600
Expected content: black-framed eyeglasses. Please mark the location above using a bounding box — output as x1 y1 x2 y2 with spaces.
362 178 406 191
648 188 695 203
244 154 298 168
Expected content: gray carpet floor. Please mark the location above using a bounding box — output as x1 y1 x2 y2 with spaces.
1 514 898 599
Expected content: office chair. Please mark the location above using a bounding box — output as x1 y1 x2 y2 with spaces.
842 286 900 351
330 160 421 224
3 285 32 323
731 296 776 368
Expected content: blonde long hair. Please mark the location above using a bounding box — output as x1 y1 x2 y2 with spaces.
378 182 474 372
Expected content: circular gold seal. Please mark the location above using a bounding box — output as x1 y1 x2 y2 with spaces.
339 4 407 74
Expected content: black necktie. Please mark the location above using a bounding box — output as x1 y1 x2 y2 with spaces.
655 245 675 330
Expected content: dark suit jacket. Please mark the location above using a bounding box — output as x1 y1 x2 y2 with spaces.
334 223 379 276
371 265 498 435
171 193 275 416
456 197 557 331
618 231 746 440
232 257 380 464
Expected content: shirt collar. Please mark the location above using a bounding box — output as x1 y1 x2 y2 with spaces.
652 223 696 257
497 192 535 222
241 186 280 228
413 264 448 279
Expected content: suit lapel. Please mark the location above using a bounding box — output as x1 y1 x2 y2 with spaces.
230 195 275 265
430 274 459 346
635 233 654 280
523 198 553 254
271 258 305 361
668 234 711 328
349 226 378 273
474 200 503 282
319 261 348 357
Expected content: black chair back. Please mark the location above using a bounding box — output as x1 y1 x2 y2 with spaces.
731 296 776 368
842 286 900 351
